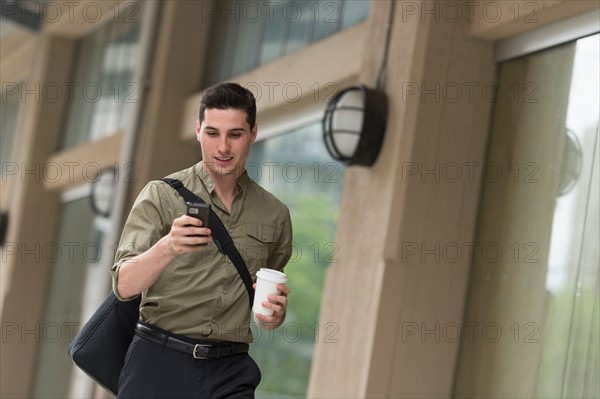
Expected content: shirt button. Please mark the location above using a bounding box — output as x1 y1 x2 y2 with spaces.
228 228 233 234
261 234 266 240
223 288 228 295
226 258 231 264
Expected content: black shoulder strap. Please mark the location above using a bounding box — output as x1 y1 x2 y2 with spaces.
161 178 254 308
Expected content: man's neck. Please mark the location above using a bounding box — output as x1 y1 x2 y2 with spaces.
209 172 240 211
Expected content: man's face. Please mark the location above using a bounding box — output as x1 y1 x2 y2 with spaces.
196 108 257 180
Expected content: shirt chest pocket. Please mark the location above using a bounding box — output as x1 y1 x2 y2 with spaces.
243 224 278 274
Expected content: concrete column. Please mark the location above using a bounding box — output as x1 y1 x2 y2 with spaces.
308 1 496 397
0 33 77 397
128 0 213 203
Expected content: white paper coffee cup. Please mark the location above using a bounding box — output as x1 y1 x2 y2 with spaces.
253 268 288 316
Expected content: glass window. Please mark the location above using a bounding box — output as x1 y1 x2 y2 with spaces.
1 81 22 171
31 192 107 396
312 0 341 42
205 0 370 83
536 34 599 399
455 34 599 398
258 10 286 66
283 1 312 55
230 11 264 78
247 122 345 398
61 4 143 149
341 0 370 29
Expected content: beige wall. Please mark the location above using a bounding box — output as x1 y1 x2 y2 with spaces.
0 32 77 397
0 29 36 229
308 1 599 398
0 1 136 396
0 29 36 302
0 0 215 394
1 0 598 397
309 1 495 396
127 0 214 201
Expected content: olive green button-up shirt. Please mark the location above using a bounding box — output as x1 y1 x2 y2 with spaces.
110 161 293 343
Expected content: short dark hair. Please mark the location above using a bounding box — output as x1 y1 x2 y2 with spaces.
199 82 257 128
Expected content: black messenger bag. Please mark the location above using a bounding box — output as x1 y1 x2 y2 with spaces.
67 293 140 394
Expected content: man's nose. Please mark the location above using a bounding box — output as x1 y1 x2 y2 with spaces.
217 137 230 152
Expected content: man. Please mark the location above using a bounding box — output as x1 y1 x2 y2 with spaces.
111 83 293 398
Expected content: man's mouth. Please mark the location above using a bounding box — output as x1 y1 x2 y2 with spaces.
215 156 233 162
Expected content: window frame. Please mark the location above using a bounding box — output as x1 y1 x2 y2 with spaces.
495 10 600 62
256 102 326 143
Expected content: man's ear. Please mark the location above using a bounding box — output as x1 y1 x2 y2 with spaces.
251 124 258 143
196 120 201 141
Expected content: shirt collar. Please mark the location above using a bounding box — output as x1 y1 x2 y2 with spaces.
195 161 250 195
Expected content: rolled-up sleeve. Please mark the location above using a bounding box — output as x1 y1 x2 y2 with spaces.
268 207 293 272
110 182 170 301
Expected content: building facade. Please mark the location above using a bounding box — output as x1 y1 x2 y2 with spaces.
1 1 598 397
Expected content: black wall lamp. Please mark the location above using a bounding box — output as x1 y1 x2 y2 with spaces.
322 84 388 166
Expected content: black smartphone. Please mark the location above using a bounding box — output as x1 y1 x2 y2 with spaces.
185 201 210 228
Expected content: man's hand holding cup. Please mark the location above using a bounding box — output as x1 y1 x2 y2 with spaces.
253 268 290 330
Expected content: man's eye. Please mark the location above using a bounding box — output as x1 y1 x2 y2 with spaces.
206 131 218 136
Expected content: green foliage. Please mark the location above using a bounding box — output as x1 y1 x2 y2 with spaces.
535 285 600 398
247 122 345 398
250 194 340 398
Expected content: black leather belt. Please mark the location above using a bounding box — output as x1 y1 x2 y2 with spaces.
135 322 249 360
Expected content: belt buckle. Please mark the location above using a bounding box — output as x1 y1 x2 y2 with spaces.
193 344 212 359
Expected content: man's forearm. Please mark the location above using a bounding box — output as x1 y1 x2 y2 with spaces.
116 236 176 299
116 214 213 299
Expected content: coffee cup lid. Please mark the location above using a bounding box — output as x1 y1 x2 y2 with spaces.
256 268 287 283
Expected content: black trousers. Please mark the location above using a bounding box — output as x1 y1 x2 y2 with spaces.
117 334 261 399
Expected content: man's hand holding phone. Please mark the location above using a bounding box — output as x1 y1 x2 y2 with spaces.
163 202 213 255
185 201 212 244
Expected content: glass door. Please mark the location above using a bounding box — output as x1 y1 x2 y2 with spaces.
31 186 109 397
455 34 599 398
